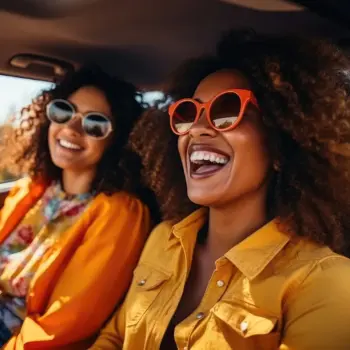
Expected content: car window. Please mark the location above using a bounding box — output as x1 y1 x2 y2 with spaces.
0 75 53 186
143 91 164 106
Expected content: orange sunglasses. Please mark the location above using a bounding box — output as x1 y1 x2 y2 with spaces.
168 89 259 135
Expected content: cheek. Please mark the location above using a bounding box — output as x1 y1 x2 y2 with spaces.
228 127 271 175
86 138 110 163
48 123 58 143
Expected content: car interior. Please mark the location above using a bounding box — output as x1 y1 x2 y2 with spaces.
0 0 349 206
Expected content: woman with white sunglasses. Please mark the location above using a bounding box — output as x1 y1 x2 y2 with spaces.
0 65 153 349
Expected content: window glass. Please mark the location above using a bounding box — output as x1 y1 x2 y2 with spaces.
143 91 164 106
0 76 53 184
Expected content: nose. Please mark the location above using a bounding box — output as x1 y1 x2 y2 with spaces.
64 113 84 135
188 109 217 139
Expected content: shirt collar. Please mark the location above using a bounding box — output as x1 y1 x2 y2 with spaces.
225 220 290 280
171 208 208 239
170 210 290 281
166 208 208 249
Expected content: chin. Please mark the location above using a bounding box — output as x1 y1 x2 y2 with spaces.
186 175 229 207
187 190 219 207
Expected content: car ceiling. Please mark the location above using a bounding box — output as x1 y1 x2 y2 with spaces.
0 0 349 88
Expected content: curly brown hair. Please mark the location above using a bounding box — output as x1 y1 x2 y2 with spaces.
129 30 350 254
0 65 159 218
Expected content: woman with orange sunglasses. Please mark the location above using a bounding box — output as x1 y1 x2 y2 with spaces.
92 30 350 350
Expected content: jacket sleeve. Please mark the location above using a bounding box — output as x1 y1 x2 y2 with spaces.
0 178 31 229
88 303 126 349
5 193 151 349
90 221 171 350
280 256 350 350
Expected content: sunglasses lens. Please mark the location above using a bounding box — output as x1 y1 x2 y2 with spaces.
171 101 197 134
83 114 111 138
210 92 241 130
47 100 73 124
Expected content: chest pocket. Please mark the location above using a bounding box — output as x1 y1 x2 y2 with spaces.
127 264 171 327
210 301 280 350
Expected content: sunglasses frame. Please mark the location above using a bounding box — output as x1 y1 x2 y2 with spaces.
169 89 259 135
46 98 113 140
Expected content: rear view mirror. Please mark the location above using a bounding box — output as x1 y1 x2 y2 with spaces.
0 0 100 18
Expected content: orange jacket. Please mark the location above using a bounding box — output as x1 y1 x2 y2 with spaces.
1 178 150 349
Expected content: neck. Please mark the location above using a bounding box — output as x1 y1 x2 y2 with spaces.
62 168 96 195
205 191 268 259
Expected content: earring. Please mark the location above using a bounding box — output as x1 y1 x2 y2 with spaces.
273 161 281 172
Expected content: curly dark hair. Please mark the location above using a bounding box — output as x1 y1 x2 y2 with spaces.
129 30 350 254
0 65 158 206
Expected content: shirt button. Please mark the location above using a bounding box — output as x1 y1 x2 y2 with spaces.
137 279 146 286
216 280 225 287
240 320 249 333
196 312 205 320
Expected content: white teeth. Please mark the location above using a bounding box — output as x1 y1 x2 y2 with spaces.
59 139 82 150
190 151 229 165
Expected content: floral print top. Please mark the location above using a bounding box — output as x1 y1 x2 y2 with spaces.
0 182 92 322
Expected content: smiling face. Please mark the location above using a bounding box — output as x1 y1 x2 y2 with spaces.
177 70 272 208
48 85 114 173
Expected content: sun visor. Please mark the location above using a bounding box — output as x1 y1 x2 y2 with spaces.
220 0 304 12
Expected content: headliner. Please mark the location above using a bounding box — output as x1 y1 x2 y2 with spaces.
0 0 348 87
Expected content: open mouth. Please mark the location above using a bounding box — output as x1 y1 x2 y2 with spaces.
57 139 83 151
189 148 230 177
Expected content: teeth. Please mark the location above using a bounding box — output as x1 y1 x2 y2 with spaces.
190 151 229 165
59 139 82 150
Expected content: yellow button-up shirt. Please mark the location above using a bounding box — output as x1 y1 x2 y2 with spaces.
92 208 350 350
